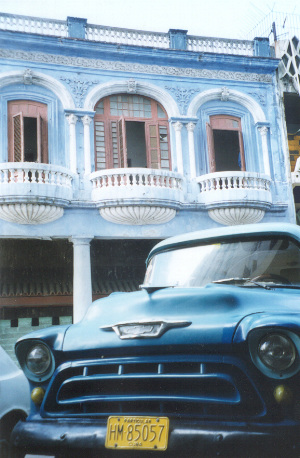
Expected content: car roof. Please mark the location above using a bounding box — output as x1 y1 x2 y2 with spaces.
147 223 300 262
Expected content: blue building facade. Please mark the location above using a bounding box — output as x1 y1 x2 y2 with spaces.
0 14 295 358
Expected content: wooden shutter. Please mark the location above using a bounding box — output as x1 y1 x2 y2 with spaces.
206 122 216 172
13 113 24 162
146 123 160 169
118 117 127 168
37 114 43 163
238 131 246 171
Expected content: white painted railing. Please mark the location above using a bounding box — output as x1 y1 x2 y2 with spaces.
90 168 184 204
91 168 182 190
187 36 253 56
198 172 271 193
197 172 272 207
86 24 170 48
0 13 256 57
0 13 67 37
0 163 73 187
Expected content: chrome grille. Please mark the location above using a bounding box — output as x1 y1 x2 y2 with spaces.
42 356 263 419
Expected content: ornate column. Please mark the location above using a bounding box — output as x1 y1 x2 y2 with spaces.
67 114 78 174
187 122 196 178
173 121 184 175
71 237 93 323
258 126 271 176
82 115 92 175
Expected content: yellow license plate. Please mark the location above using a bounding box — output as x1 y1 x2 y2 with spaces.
105 416 169 451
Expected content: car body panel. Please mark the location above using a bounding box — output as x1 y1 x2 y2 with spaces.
10 223 300 456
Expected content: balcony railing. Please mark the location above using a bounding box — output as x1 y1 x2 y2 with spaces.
0 12 255 57
0 163 74 203
197 171 272 207
90 168 183 204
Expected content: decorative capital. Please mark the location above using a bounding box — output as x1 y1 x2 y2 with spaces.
23 69 33 85
173 121 183 132
67 114 78 126
127 79 137 93
258 126 269 136
82 115 92 126
187 122 196 132
70 236 93 246
220 86 230 101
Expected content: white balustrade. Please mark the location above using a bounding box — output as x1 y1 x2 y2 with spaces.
91 168 183 190
86 25 170 48
187 36 253 56
0 13 67 37
0 13 256 57
90 168 184 205
197 172 272 207
0 163 73 187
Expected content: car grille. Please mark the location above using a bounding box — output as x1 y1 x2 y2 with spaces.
42 355 264 420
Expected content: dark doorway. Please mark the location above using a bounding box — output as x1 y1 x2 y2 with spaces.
24 117 38 162
126 121 147 167
213 129 241 172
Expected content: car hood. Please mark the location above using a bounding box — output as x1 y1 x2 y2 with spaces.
62 284 300 355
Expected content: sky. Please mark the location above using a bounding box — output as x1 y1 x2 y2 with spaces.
0 0 299 39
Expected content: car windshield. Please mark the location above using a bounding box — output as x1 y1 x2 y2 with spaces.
143 237 300 288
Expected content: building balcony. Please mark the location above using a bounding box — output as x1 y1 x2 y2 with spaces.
0 162 74 225
196 171 272 225
90 168 184 225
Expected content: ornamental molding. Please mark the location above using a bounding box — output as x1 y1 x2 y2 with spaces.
0 69 74 109
0 48 272 84
208 207 265 226
187 88 267 123
165 86 199 114
0 204 64 225
100 206 176 225
127 79 137 93
220 86 230 101
60 77 99 108
23 68 33 85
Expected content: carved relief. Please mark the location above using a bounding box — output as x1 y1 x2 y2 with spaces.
220 86 230 101
250 91 266 105
0 49 272 83
60 77 98 108
165 86 199 114
127 79 137 93
23 68 33 85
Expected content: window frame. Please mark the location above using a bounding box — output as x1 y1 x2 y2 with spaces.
94 94 171 170
206 114 246 173
8 100 48 163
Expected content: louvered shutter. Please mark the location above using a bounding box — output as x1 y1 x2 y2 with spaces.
118 117 127 168
206 122 216 172
13 113 24 162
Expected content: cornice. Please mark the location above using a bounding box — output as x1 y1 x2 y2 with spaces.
0 48 272 83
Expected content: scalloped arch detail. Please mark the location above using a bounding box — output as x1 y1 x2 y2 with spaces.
84 80 180 117
208 207 265 226
0 70 75 110
100 206 176 225
0 204 64 225
187 88 267 124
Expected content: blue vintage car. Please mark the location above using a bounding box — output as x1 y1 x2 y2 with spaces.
11 223 300 457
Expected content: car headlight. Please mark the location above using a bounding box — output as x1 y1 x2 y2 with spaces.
16 340 55 382
26 343 52 375
258 333 296 371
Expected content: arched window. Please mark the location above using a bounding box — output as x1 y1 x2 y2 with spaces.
94 94 171 170
8 100 48 163
206 115 245 172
